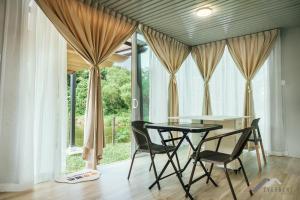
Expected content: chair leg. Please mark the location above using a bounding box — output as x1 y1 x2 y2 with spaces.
149 162 153 172
237 158 253 196
200 161 218 187
127 150 138 180
259 140 267 165
150 153 161 190
224 164 237 200
149 154 155 172
255 144 262 171
206 163 214 184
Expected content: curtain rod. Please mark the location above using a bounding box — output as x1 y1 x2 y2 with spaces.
191 28 280 47
91 2 191 46
137 24 190 47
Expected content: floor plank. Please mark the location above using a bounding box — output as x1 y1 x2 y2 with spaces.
0 150 299 200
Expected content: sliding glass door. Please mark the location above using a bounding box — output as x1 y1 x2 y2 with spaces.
66 42 133 171
130 32 150 155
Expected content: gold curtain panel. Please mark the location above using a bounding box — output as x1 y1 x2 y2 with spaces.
36 0 137 169
67 46 128 73
140 25 190 119
191 40 226 115
227 29 279 127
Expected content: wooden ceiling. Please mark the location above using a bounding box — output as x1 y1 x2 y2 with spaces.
98 0 300 45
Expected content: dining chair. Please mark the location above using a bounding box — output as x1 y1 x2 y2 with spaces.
247 118 267 171
187 127 254 200
127 121 181 190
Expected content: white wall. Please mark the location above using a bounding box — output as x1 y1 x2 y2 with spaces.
281 26 300 157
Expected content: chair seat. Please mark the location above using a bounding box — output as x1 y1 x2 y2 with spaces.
139 143 176 154
191 150 231 163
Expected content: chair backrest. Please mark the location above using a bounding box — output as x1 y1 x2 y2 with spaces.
131 121 152 149
251 118 260 129
230 127 253 160
251 118 261 136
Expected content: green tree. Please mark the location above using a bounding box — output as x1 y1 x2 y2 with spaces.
75 70 89 116
142 68 149 120
67 66 132 117
102 67 131 115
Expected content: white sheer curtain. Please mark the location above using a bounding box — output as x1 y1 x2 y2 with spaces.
210 41 283 155
177 55 203 144
148 53 202 143
149 53 203 124
252 54 271 154
177 55 203 120
148 49 169 143
0 0 67 191
253 36 285 155
210 47 245 116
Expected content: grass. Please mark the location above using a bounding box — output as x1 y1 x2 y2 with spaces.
67 124 84 147
66 154 85 173
75 125 84 146
66 142 131 173
67 124 131 146
66 117 131 173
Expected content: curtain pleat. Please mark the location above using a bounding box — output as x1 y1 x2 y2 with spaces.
140 25 190 120
227 29 279 127
0 0 67 190
36 0 137 169
191 40 226 115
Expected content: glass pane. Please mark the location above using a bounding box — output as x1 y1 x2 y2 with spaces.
66 43 132 172
102 60 132 164
138 33 150 121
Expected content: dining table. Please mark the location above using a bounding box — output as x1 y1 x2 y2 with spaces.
145 122 223 200
169 115 250 170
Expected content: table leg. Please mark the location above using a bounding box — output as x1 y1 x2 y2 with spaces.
180 136 195 172
159 131 194 200
148 131 194 199
148 130 214 200
148 131 187 190
170 132 182 177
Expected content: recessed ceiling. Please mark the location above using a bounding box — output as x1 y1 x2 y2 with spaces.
98 0 300 45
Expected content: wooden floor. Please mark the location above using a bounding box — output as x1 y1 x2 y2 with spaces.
0 150 299 200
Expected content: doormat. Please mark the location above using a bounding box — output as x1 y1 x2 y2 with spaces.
55 169 100 184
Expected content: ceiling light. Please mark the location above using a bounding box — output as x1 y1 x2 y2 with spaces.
196 8 212 17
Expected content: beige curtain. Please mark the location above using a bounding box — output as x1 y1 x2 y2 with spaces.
36 0 137 169
140 25 190 119
191 40 226 115
227 29 278 127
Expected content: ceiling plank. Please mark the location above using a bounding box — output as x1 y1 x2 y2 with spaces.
99 0 300 45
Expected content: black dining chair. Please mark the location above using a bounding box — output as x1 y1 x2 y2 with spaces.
187 127 254 200
127 121 181 190
247 118 267 171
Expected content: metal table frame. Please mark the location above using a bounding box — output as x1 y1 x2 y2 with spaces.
145 123 223 200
